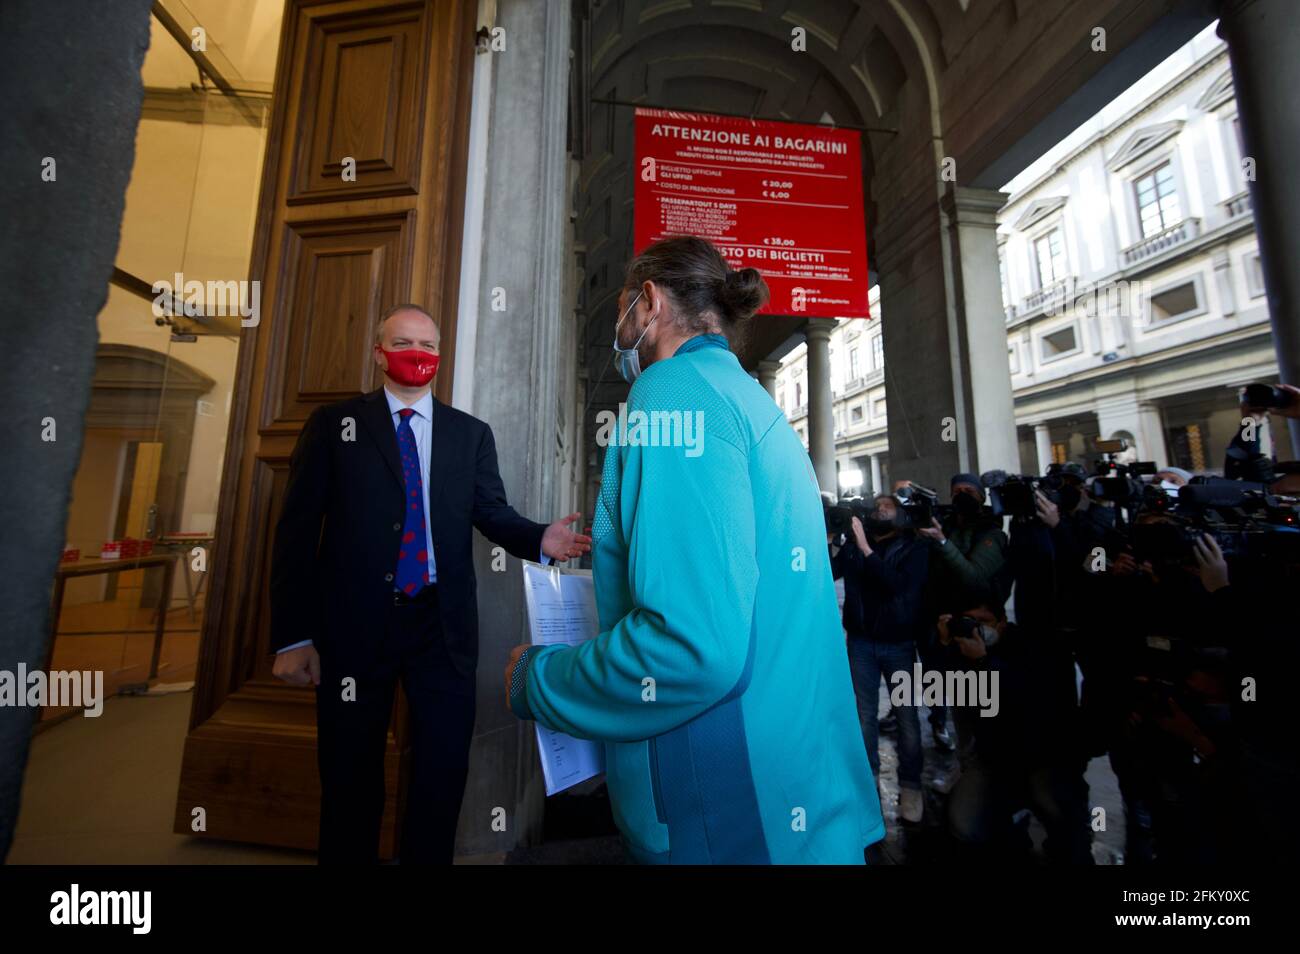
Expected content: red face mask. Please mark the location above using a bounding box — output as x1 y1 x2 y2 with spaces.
380 348 439 387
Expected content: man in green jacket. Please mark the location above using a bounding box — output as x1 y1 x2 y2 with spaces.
919 474 1010 615
918 474 1010 756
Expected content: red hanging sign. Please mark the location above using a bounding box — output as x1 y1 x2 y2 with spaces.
634 107 870 318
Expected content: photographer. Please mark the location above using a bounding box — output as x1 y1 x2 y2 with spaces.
918 474 1010 754
1083 510 1238 863
1058 462 1120 556
1002 484 1070 635
920 475 1011 610
1186 510 1300 864
940 602 1093 864
830 495 929 823
1226 382 1300 481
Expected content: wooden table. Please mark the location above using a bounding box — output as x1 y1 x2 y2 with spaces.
47 552 179 693
157 534 216 622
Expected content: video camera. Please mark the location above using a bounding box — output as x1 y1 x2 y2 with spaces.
1089 438 1157 506
982 469 1065 519
823 495 872 537
1131 478 1300 565
894 483 953 529
1243 382 1299 413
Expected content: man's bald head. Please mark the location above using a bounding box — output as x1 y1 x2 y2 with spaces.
375 304 440 349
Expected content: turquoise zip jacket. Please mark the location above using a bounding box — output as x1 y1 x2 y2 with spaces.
510 334 884 863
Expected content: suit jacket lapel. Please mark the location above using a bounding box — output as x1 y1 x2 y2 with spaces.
357 388 404 491
426 396 448 515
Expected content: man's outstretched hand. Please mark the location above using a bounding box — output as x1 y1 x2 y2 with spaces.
542 512 593 561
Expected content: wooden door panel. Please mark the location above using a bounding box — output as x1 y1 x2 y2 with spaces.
176 0 474 856
264 210 416 431
289 2 428 204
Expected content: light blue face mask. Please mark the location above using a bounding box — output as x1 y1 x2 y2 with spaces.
612 289 656 384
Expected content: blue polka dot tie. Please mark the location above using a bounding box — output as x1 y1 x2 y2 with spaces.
394 408 428 596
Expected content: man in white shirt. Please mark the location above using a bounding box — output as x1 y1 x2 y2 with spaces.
270 304 589 864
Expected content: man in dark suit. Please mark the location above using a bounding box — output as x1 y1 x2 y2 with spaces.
270 303 590 864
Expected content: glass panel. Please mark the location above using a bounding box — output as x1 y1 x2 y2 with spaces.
50 2 282 715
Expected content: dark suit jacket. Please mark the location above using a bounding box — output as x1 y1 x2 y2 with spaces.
269 388 545 676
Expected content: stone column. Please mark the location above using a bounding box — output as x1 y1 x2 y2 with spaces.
459 0 572 856
1034 422 1054 476
941 185 1021 476
754 359 781 399
804 318 838 493
1218 0 1300 451
869 454 883 495
1136 403 1170 471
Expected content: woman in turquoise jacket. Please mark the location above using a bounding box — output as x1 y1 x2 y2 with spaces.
506 236 884 863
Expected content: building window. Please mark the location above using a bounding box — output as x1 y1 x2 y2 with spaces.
1034 228 1066 287
794 382 802 407
1039 325 1079 363
1147 278 1205 326
1170 422 1208 472
871 335 883 370
1008 345 1020 374
999 252 1010 308
777 389 785 411
873 397 887 419
850 405 864 423
849 347 861 380
1134 162 1181 239
1245 252 1266 299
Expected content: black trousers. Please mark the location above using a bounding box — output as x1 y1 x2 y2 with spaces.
315 583 476 864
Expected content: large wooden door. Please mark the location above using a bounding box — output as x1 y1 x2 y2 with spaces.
174 0 475 855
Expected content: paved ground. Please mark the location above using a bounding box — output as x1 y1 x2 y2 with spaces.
506 691 1129 865
10 692 313 865
13 666 1128 865
868 698 1126 865
511 578 1130 864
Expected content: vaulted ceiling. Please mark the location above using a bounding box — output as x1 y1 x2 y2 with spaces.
572 0 1214 455
576 0 961 422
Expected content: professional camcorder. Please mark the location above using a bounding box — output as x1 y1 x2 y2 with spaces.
894 483 953 528
982 468 1066 519
1131 478 1300 565
823 495 872 537
1243 382 1299 412
1090 438 1157 505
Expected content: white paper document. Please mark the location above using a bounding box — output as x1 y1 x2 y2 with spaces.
520 561 605 795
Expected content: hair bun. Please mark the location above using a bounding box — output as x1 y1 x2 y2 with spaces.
718 267 770 321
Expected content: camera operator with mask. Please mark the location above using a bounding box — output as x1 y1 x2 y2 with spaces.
918 474 1011 757
831 495 930 823
1056 462 1118 554
940 602 1094 864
